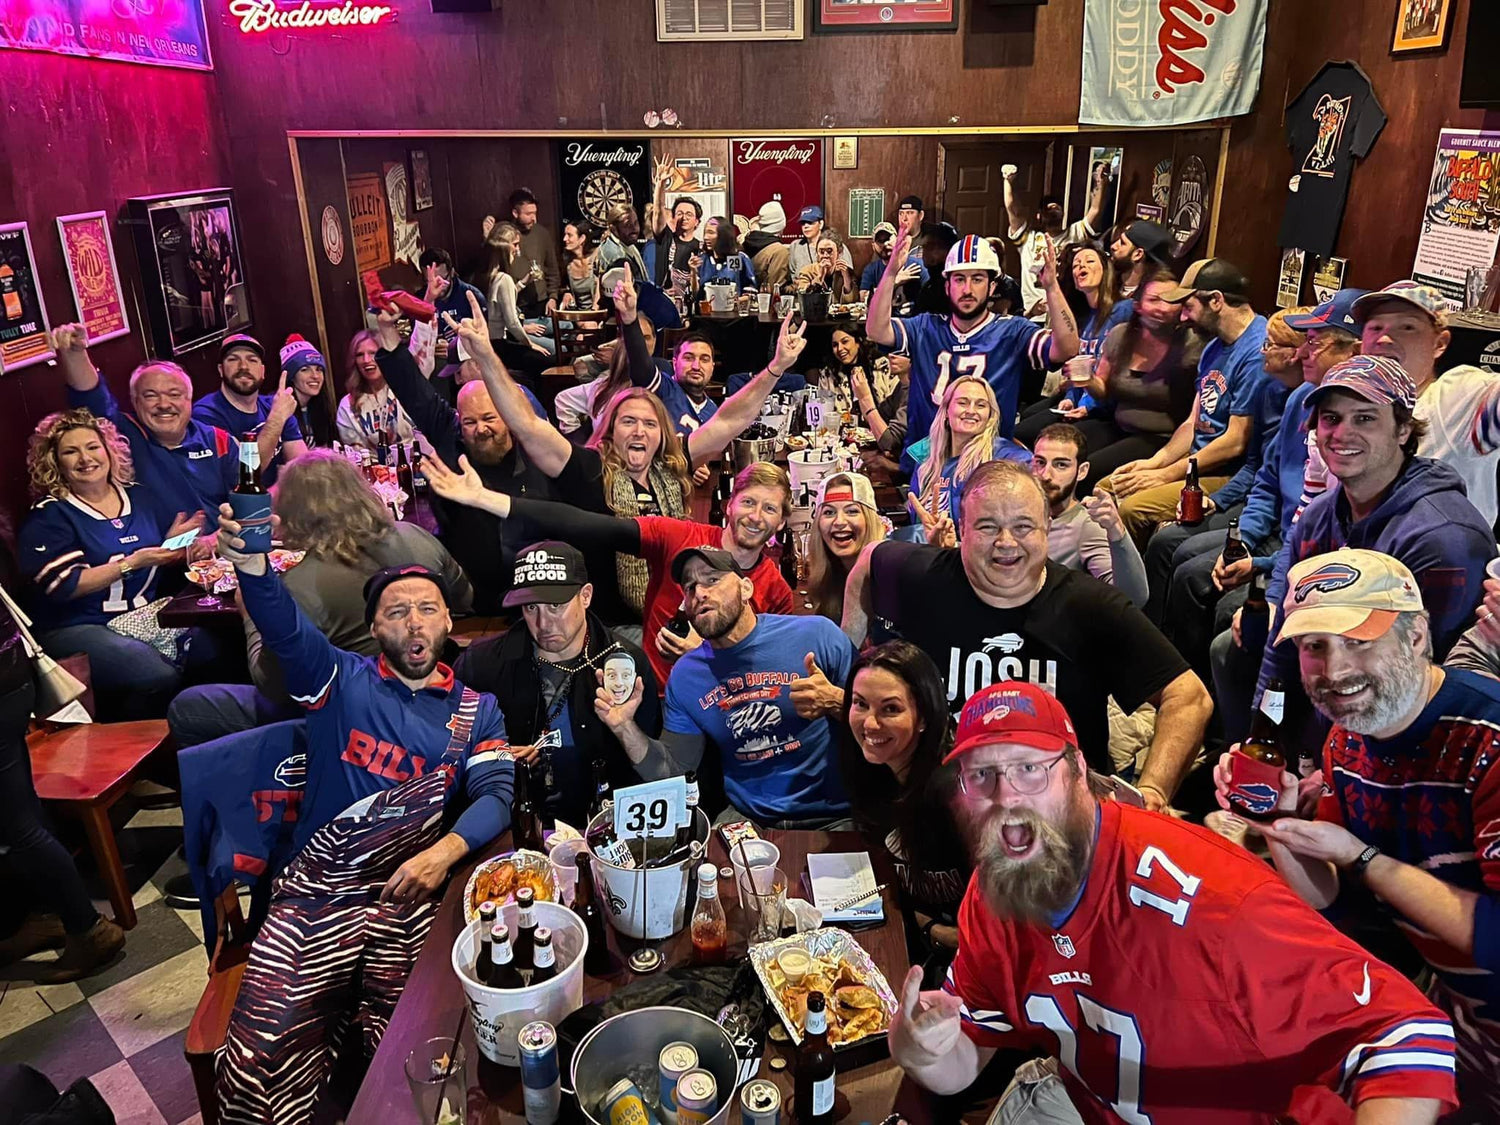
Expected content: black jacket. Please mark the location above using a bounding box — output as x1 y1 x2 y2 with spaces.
454 612 661 829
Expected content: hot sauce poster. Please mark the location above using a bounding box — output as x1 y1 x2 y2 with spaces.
0 0 211 71
57 212 130 344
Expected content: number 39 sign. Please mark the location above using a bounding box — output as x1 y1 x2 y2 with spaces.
612 777 689 840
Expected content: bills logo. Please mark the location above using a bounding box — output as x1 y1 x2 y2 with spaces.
1293 562 1361 603
272 753 307 788
1477 818 1500 861
1156 0 1239 95
982 634 1025 654
1229 782 1278 815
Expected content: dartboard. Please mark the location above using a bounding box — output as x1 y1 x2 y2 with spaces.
578 169 631 226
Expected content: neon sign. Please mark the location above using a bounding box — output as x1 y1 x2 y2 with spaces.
227 0 397 34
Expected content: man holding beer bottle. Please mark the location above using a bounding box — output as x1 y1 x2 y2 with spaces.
1215 548 1500 1121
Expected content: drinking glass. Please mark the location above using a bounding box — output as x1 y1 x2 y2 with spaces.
736 865 788 943
186 538 222 609
405 1037 466 1125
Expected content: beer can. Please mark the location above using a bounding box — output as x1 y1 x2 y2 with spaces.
603 1078 661 1125
518 1021 560 1125
674 1069 717 1124
658 1041 699 1113
739 1078 781 1125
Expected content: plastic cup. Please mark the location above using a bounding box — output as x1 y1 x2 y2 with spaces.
1485 557 1500 582
405 1036 466 1124
728 839 780 908
549 837 588 906
736 866 788 943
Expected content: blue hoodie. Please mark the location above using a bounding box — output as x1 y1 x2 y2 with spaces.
1258 456 1497 702
1237 381 1315 573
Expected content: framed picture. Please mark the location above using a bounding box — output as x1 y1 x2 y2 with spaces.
127 189 251 358
1277 247 1307 309
1312 256 1349 304
815 0 957 33
56 211 130 345
409 149 434 211
1392 0 1454 55
0 222 55 372
833 136 859 170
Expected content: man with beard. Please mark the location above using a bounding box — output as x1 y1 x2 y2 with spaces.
844 460 1209 812
502 187 562 318
192 333 307 487
868 229 1080 470
52 324 240 520
1006 161 1109 317
454 542 659 830
597 547 854 828
211 512 515 1125
889 679 1458 1124
1108 219 1172 298
371 303 553 613
649 333 719 436
1214 548 1500 1121
1030 424 1147 606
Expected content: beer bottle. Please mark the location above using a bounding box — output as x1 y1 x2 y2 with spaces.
513 887 538 972
376 426 391 471
665 608 693 639
530 927 558 984
779 531 799 591
513 761 547 853
1221 516 1249 565
707 470 727 527
572 852 612 974
674 770 699 853
587 816 637 870
587 759 612 824
794 991 836 1124
1227 678 1289 823
488 922 525 989
1240 570 1270 654
1179 457 1204 526
229 433 273 552
395 440 415 498
475 899 498 981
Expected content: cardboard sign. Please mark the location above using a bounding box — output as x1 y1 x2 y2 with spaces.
612 777 688 840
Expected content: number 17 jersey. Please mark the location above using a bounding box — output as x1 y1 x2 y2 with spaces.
946 802 1458 1123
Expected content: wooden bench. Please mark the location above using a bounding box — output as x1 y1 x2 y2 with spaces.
29 718 171 930
185 884 254 1125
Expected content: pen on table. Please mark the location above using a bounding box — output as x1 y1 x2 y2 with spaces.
830 883 888 913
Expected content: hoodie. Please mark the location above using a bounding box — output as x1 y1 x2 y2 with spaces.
1258 456 1497 701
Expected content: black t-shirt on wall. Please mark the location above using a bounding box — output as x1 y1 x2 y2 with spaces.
868 546 1189 773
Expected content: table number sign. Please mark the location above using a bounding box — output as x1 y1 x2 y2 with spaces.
612 776 688 840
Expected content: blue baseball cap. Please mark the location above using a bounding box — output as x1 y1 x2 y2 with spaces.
798 205 824 224
635 281 683 333
1284 288 1369 335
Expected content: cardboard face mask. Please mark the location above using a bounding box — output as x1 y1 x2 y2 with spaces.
602 652 637 706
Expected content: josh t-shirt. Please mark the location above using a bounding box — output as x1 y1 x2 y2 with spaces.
664 613 855 822
1278 62 1387 258
869 548 1187 772
1193 316 1270 455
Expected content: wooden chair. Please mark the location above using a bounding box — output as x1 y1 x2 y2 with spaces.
550 308 610 368
184 883 255 1125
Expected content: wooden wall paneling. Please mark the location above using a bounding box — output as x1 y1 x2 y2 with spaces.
825 137 942 276
294 138 361 371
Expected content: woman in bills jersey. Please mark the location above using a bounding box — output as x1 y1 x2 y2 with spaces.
20 409 202 720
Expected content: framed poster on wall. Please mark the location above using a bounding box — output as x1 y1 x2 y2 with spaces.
730 138 824 240
127 189 251 358
56 211 130 345
1391 0 1453 55
815 0 956 33
556 140 652 231
0 222 54 372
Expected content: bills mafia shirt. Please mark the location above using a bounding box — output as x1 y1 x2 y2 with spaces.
946 802 1458 1123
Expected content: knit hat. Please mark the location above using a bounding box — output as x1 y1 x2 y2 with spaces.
280 334 325 376
756 200 788 234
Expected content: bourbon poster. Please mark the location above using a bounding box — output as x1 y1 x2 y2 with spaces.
57 211 130 344
730 138 824 241
346 172 392 274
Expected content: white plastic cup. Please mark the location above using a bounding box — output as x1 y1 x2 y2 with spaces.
549 838 588 906
727 839 780 908
1485 557 1500 582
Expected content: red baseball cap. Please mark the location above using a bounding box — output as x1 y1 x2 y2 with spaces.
944 681 1078 765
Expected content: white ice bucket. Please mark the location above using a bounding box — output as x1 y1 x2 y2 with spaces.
788 447 838 497
586 808 710 940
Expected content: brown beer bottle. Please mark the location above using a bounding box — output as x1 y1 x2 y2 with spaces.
572 852 612 974
512 761 547 854
513 887 538 972
794 991 836 1124
1221 516 1249 565
1179 457 1204 526
229 433 272 552
1228 678 1289 822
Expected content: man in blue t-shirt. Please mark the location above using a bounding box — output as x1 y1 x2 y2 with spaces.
598 547 856 829
191 334 307 487
1098 258 1270 546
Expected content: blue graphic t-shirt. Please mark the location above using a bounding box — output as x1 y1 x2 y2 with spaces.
1192 315 1269 453
664 614 856 822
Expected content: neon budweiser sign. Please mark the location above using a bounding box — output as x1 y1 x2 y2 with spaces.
228 0 397 34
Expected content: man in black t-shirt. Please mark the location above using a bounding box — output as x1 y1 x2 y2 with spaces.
844 461 1212 813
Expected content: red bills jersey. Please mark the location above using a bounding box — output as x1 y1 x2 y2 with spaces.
946 802 1458 1123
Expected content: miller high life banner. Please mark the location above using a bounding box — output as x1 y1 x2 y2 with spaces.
1079 0 1268 127
730 138 824 241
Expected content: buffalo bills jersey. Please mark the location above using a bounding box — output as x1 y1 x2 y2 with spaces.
237 568 514 854
192 388 302 487
892 310 1052 456
946 801 1458 1123
19 486 169 630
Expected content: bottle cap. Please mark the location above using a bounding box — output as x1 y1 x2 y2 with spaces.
698 862 717 883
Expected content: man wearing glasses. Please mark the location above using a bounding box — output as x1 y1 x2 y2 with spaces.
888 679 1458 1125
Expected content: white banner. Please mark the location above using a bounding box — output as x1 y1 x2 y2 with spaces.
1080 0 1269 127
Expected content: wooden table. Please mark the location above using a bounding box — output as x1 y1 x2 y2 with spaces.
157 586 242 629
350 829 917 1123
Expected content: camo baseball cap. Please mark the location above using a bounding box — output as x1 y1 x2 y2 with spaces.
1351 280 1451 328
1276 548 1424 644
944 681 1078 764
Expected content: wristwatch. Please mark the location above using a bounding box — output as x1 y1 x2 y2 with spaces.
1350 844 1381 878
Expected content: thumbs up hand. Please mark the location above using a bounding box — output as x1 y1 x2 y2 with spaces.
790 650 843 720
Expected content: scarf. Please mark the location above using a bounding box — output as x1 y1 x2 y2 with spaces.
606 458 686 614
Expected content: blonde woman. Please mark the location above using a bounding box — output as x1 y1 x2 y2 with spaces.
335 329 429 454
908 375 1032 530
804 472 886 622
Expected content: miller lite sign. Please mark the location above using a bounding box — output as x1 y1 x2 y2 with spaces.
1079 0 1269 127
730 137 825 241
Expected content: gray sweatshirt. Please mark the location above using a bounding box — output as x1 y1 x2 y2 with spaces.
1047 502 1149 608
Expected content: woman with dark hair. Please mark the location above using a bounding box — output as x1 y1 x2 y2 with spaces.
813 323 891 420
280 335 337 447
838 641 968 973
696 216 757 294
561 219 600 310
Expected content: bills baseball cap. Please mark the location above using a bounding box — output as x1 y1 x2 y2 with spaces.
670 546 745 585
1351 280 1451 328
1306 354 1418 411
1161 259 1251 303
798 205 825 224
944 681 1078 764
504 541 588 608
1284 288 1370 334
815 472 879 513
1276 548 1424 644
1123 220 1173 266
219 333 265 362
363 564 450 624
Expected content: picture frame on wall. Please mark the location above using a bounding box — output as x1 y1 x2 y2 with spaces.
127 189 252 358
1391 0 1454 55
0 221 55 373
1277 247 1307 309
410 149 434 211
56 211 131 345
815 0 957 34
833 136 859 170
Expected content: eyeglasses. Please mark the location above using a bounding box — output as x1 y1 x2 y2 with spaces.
956 751 1071 800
